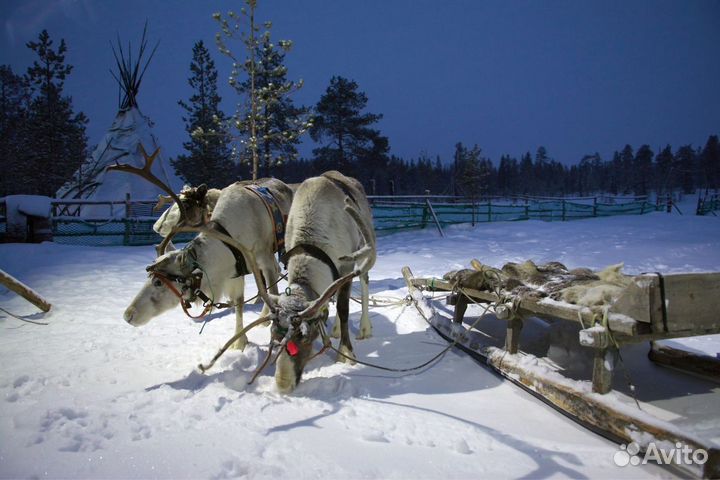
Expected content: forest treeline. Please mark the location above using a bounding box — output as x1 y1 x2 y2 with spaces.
2 27 719 199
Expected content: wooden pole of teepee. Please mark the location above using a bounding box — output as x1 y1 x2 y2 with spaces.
0 269 51 312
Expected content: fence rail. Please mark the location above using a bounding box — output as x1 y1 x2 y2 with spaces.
39 195 661 246
697 194 720 216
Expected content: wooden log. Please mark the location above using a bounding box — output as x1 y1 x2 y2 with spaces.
401 266 417 295
649 342 720 379
0 269 51 312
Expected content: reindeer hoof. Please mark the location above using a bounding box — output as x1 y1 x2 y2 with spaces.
336 346 356 365
356 322 373 340
230 336 248 351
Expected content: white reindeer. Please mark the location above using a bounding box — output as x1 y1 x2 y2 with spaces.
153 184 221 240
264 171 376 393
123 178 293 351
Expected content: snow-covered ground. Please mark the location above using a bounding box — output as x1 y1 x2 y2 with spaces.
1 203 718 479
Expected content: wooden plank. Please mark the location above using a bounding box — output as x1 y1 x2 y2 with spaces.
592 348 615 394
410 277 640 336
649 342 720 379
663 273 720 333
0 269 51 312
505 317 522 354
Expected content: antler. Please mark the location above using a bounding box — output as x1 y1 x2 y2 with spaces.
298 269 361 319
153 194 174 212
107 144 188 256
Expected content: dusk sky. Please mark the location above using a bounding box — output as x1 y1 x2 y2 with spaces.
2 0 719 166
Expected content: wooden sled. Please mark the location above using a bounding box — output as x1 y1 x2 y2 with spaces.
402 265 720 479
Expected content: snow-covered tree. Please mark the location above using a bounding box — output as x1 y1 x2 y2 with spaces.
172 40 234 188
24 30 88 197
213 1 310 179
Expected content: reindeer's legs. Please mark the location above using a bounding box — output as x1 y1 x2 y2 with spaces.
356 272 372 339
335 282 356 364
257 253 279 321
230 276 247 350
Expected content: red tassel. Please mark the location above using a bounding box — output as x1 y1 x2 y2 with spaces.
286 340 299 357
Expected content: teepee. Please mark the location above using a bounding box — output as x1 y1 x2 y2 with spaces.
56 25 182 216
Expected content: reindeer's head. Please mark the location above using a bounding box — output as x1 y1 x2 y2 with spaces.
123 249 200 326
269 287 327 392
178 184 210 226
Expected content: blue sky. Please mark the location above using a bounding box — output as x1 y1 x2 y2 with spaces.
2 0 719 165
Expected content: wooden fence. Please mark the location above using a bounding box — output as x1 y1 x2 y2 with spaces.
1 194 663 246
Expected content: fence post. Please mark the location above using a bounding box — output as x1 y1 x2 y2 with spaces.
562 200 566 221
593 197 597 217
487 200 492 223
421 192 429 229
425 198 444 237
124 193 131 246
524 197 529 220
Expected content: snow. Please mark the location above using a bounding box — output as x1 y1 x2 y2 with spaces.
2 195 53 218
1 201 718 479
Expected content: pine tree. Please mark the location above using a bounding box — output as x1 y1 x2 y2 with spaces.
519 152 534 195
699 135 720 191
310 76 388 176
633 145 654 196
214 1 309 179
620 145 634 194
24 30 88 196
172 40 233 188
0 65 31 196
675 145 697 194
654 144 674 195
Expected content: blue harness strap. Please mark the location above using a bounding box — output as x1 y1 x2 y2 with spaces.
246 185 287 255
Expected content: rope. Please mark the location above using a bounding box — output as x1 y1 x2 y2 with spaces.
0 307 49 326
321 286 497 374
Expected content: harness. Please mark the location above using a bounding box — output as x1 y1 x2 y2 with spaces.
149 184 287 320
204 220 250 277
280 244 340 281
246 185 287 255
148 252 232 321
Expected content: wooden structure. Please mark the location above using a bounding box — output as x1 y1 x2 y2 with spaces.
402 264 720 479
0 269 52 312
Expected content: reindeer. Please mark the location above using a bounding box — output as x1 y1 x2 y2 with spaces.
113 146 293 351
261 171 376 393
153 184 221 242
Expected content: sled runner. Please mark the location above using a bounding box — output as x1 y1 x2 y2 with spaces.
402 263 720 479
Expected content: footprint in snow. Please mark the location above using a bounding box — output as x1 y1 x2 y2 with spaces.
361 430 390 443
